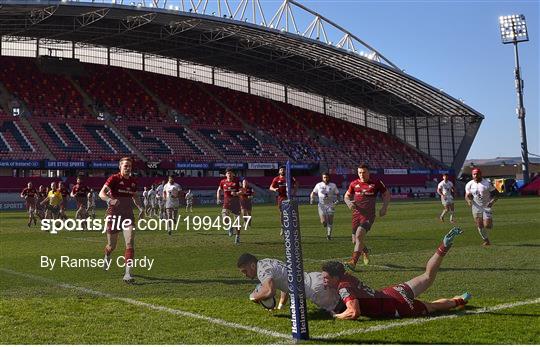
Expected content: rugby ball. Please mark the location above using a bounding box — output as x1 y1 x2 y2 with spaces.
250 284 276 310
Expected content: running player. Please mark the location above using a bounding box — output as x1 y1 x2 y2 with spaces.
185 189 194 213
87 188 96 219
465 168 499 246
163 176 181 235
36 185 47 219
322 227 470 320
58 181 69 220
437 173 456 223
155 180 166 219
269 166 298 235
99 157 144 283
217 168 242 244
237 253 343 314
147 184 156 217
71 176 90 221
343 164 390 270
310 172 339 240
20 182 38 227
41 181 62 220
239 179 254 229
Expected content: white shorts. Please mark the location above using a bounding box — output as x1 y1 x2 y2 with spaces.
318 203 335 217
472 205 492 220
165 199 179 209
156 198 164 208
441 196 454 206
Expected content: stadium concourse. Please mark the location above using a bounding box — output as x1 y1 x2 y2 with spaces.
0 55 449 210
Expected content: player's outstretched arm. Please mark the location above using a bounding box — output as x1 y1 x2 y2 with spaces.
334 299 360 320
251 279 276 302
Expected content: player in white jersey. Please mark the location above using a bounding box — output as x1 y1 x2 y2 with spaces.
155 180 166 219
437 173 456 223
185 189 193 213
310 172 340 240
86 189 96 219
163 176 181 235
237 253 342 313
465 168 499 246
147 185 156 217
142 187 149 216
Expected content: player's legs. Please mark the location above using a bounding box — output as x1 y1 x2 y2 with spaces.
448 203 455 223
423 292 471 313
405 227 463 297
122 225 135 282
325 210 334 240
241 208 252 228
439 200 448 222
104 231 119 270
347 225 370 269
475 214 490 245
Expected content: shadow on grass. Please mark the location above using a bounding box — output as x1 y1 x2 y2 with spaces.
131 274 253 286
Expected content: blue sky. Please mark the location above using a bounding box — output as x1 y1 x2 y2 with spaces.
293 0 539 160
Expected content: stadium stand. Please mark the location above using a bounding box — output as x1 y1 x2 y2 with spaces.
0 113 42 160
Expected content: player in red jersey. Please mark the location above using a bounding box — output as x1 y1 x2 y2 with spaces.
57 181 69 220
71 176 90 221
20 182 38 227
217 168 242 244
239 179 254 229
99 157 144 283
322 227 471 320
36 185 47 219
343 164 391 270
269 166 298 235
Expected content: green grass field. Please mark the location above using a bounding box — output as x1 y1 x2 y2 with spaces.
1 197 539 344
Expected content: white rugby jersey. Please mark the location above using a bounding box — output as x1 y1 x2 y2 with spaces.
163 182 181 201
437 180 454 197
155 184 164 199
304 272 340 312
147 188 156 203
257 259 289 292
312 182 339 205
87 192 96 207
466 179 496 208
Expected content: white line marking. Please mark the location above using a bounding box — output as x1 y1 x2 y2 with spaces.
0 268 290 341
64 236 102 243
314 297 540 339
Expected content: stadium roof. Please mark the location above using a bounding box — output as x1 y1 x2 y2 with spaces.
0 0 484 122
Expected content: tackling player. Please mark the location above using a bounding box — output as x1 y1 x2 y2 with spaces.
99 157 144 283
71 176 90 221
237 253 343 314
322 227 470 320
217 168 242 244
310 172 339 240
269 166 298 235
465 168 499 246
437 173 456 223
343 164 390 270
239 179 254 229
20 182 38 227
163 176 181 235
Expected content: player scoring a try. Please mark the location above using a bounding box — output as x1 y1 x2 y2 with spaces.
99 157 144 283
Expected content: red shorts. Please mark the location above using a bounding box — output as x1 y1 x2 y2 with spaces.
381 283 428 318
277 196 286 209
106 206 134 234
352 210 375 233
223 198 241 216
25 198 36 210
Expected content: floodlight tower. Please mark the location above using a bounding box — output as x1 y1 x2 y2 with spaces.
499 14 530 184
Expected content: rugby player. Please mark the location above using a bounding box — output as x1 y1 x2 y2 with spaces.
322 227 470 320
237 253 343 314
217 169 242 244
20 182 38 227
99 157 144 283
87 188 96 219
185 189 193 213
147 184 157 217
163 176 181 235
310 172 340 240
343 164 390 270
239 179 254 229
155 180 166 219
36 185 47 219
465 168 499 246
269 166 298 236
57 181 69 220
71 176 90 221
437 173 456 223
142 186 149 217
41 181 62 220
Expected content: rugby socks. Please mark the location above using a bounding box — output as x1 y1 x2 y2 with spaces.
124 247 134 276
452 297 466 307
436 243 450 256
440 210 447 220
326 225 332 237
449 212 455 222
477 227 489 241
351 251 361 265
